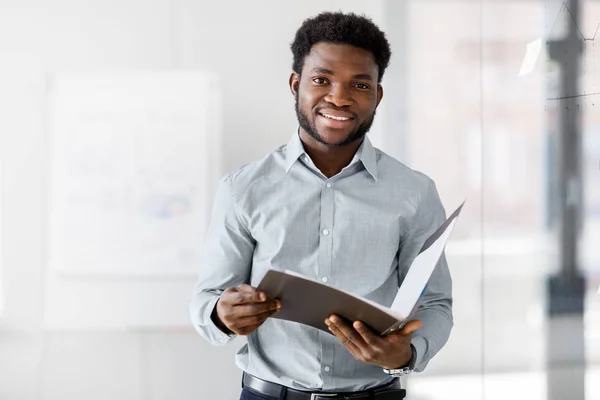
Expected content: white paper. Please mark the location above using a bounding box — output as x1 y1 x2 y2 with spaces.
519 38 542 77
390 218 458 318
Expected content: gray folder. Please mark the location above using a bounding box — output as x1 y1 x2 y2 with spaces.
257 201 464 336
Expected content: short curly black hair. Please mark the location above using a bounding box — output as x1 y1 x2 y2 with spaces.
290 12 391 83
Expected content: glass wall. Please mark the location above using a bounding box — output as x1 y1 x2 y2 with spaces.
392 1 599 399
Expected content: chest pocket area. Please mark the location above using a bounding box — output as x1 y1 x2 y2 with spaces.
330 205 404 294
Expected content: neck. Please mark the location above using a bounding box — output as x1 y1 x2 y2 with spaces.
299 129 364 178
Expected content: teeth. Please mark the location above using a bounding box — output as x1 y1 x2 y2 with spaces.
321 113 350 121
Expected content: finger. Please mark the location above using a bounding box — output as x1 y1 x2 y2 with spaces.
229 286 267 304
235 308 279 329
234 300 281 317
327 315 368 348
400 319 422 335
352 321 383 346
237 284 267 301
237 284 258 293
325 318 362 357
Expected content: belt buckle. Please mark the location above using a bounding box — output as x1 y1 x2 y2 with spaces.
310 394 338 400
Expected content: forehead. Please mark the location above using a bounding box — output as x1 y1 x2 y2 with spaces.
303 42 378 77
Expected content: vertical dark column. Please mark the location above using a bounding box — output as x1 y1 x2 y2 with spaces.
546 0 586 398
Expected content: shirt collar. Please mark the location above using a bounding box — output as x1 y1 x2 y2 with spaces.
356 136 378 181
285 129 378 181
284 130 306 173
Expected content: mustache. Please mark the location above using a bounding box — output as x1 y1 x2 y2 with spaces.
315 107 357 119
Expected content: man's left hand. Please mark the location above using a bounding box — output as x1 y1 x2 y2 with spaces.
325 315 421 370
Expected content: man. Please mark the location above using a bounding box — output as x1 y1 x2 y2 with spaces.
190 11 453 400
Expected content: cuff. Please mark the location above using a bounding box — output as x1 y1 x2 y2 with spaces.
205 296 236 345
410 335 429 372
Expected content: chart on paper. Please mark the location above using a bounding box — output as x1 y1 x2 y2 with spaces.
47 72 222 277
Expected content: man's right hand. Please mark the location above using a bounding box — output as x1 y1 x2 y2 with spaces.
211 284 282 336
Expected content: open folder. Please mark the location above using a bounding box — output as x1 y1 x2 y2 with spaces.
256 201 465 336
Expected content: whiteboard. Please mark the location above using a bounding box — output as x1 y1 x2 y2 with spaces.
47 72 222 277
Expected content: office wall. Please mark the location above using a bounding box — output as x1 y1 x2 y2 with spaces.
0 1 386 399
0 0 386 328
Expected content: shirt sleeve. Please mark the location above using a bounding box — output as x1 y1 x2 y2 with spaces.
397 177 454 372
189 172 256 346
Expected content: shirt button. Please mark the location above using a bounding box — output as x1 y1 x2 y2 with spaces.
323 229 330 236
326 183 332 188
322 277 328 283
324 366 331 372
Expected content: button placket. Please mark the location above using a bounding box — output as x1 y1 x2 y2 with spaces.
317 179 335 387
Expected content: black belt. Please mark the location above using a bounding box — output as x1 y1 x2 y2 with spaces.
242 373 406 400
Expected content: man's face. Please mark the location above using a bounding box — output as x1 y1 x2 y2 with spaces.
290 42 383 148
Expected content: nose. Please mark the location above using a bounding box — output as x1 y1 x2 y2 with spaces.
324 84 353 108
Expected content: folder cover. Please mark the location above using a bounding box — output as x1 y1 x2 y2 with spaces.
257 202 465 336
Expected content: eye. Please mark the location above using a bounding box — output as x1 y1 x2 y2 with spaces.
312 77 328 85
354 83 370 90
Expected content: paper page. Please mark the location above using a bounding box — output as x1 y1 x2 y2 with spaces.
518 38 542 77
390 218 457 318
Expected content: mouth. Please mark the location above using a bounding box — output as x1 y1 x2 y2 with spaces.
317 110 355 128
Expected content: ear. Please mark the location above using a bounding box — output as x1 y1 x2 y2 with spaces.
289 72 300 97
376 84 384 107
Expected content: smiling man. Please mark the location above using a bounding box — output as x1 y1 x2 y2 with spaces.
190 12 453 400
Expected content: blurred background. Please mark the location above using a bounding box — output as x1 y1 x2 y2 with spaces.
0 0 598 399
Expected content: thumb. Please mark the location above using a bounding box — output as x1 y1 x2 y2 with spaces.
400 319 422 335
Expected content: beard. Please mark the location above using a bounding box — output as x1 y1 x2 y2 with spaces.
295 93 376 148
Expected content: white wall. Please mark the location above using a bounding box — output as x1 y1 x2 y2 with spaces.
0 1 386 399
0 0 386 329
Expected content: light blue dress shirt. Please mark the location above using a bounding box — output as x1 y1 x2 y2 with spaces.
190 131 453 391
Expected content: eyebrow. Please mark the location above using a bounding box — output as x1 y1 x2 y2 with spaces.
311 67 374 81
